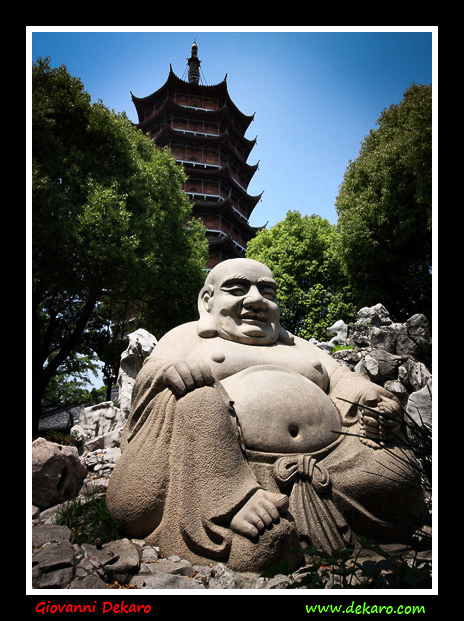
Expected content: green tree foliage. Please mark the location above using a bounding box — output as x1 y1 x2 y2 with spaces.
42 358 106 411
32 58 208 434
246 211 356 341
335 83 432 322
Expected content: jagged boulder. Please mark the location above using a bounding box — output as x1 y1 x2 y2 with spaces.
407 378 432 429
32 438 87 509
117 329 157 422
355 350 403 384
396 314 431 359
71 401 123 450
330 304 432 409
355 303 392 328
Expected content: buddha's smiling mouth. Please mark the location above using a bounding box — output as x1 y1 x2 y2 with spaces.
241 313 267 323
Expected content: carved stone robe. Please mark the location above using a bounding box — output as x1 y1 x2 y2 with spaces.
107 351 427 572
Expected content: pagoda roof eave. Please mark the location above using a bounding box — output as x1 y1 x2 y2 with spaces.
183 157 259 186
132 66 255 130
207 234 247 257
191 198 261 232
191 189 263 213
153 124 257 161
138 97 253 138
186 164 263 201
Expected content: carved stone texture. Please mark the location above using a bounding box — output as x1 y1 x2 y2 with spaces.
107 259 429 572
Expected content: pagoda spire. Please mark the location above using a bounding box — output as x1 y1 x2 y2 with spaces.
187 41 201 85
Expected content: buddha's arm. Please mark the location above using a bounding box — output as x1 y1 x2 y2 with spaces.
328 364 402 446
138 322 215 396
294 335 402 445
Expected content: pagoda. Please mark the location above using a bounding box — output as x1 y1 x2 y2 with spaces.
131 42 263 269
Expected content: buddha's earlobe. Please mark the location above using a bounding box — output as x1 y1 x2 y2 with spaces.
278 324 294 345
197 285 218 338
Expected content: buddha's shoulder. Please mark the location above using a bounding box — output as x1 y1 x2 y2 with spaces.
151 322 201 358
162 321 198 340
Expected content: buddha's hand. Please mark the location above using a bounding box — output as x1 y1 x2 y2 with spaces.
163 359 214 396
359 389 402 448
230 490 289 539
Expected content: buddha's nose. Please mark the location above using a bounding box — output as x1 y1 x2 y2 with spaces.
243 286 267 309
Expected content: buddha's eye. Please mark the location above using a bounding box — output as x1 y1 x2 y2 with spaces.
261 288 277 300
221 283 248 296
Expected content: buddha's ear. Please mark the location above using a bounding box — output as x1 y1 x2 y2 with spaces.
278 324 294 345
197 284 217 338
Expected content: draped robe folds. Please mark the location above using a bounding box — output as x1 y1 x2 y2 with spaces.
106 357 301 571
107 352 427 572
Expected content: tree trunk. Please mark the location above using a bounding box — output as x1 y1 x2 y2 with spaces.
31 290 101 437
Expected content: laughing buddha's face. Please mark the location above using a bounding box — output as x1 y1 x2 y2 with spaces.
198 259 281 345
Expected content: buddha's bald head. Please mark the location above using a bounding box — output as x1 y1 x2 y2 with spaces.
197 258 292 345
203 258 275 290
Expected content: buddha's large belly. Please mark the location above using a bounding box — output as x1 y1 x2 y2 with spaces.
221 365 342 454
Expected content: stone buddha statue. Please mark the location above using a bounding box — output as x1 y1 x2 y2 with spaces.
107 258 428 572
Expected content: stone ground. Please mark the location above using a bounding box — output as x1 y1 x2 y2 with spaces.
31 502 432 591
31 506 293 590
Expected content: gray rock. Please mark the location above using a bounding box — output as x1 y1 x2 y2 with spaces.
208 563 246 589
369 326 397 354
82 538 140 583
407 379 432 429
261 574 294 589
71 402 124 450
355 350 402 384
32 524 72 549
32 439 87 509
118 329 157 422
68 573 108 589
396 314 431 358
143 557 193 576
32 542 76 588
356 303 391 327
383 380 409 406
130 573 206 589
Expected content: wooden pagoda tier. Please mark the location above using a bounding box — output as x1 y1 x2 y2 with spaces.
131 55 263 268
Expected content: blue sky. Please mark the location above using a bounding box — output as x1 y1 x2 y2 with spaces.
30 27 435 231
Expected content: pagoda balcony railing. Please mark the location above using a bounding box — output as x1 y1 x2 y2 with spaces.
232 206 248 222
233 240 247 254
168 125 248 166
185 191 249 222
176 159 221 171
231 177 247 193
174 128 219 138
206 228 227 238
185 191 224 202
179 104 215 112
177 158 248 193
206 229 247 254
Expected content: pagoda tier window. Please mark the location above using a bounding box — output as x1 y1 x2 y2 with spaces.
143 101 165 121
171 143 221 167
204 148 219 165
208 252 222 268
171 115 220 136
184 178 223 199
149 125 163 140
184 177 251 220
229 164 248 191
202 215 220 228
231 228 246 248
172 116 188 131
230 196 249 220
202 217 231 238
225 134 247 161
144 107 154 120
170 138 248 176
173 92 219 111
